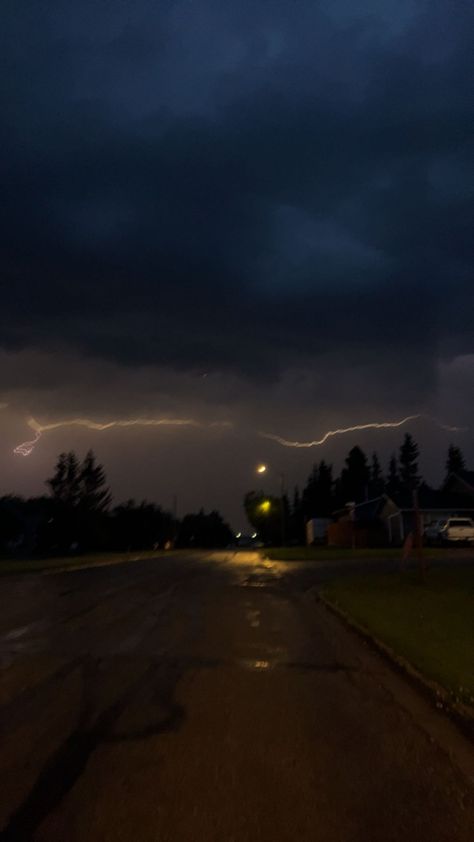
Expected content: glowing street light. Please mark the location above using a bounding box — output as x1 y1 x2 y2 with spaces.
254 463 286 545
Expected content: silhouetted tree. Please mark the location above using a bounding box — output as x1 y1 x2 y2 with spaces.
302 461 334 518
317 461 334 515
0 497 23 551
399 434 420 494
45 452 82 549
177 509 232 548
0 495 57 554
385 454 401 498
370 452 384 497
244 491 282 545
45 450 111 550
75 451 111 550
339 446 369 504
290 486 305 544
302 464 319 519
445 444 465 479
79 451 111 513
111 499 174 550
47 452 81 508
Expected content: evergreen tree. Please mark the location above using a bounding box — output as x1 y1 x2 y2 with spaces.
46 450 111 550
79 450 111 512
370 452 384 497
385 454 400 498
445 444 465 479
317 460 334 515
302 464 319 518
47 452 81 507
77 451 111 549
302 461 334 518
340 446 369 503
46 452 81 549
292 486 301 518
399 434 420 493
291 486 305 544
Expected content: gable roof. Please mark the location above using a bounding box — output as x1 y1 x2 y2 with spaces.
443 470 474 496
388 486 474 511
346 488 474 520
353 497 388 521
457 470 474 490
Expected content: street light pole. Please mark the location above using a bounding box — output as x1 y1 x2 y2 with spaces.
256 464 286 547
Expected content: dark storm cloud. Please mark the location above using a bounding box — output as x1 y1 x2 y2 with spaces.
1 0 473 388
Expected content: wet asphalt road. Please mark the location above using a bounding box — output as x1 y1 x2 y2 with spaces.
1 551 473 841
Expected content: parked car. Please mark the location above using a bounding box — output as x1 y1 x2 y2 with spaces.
423 520 446 544
438 517 474 544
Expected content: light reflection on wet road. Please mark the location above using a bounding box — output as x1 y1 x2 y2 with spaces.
0 551 473 841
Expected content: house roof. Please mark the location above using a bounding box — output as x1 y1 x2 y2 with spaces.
388 486 474 511
344 488 474 521
353 497 387 521
333 495 387 520
443 470 474 494
456 470 474 490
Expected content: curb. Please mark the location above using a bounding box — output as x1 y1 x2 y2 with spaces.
41 554 147 575
0 552 165 578
317 590 474 743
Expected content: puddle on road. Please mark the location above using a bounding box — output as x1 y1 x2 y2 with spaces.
234 656 353 673
238 658 273 671
245 609 261 628
2 626 31 641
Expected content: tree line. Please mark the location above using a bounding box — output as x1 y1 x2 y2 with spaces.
244 437 466 545
0 450 233 555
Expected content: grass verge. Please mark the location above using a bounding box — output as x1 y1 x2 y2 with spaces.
267 546 449 562
0 550 165 576
321 565 474 706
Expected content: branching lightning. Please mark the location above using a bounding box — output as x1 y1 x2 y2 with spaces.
259 414 467 448
14 416 232 456
11 410 467 458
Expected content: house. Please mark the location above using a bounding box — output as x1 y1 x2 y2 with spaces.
332 477 474 546
443 470 474 497
384 486 474 544
329 497 395 547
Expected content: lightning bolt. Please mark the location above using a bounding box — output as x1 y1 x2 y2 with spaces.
13 416 232 456
11 411 467 457
259 414 467 448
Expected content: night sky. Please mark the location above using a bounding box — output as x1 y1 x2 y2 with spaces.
1 1 473 530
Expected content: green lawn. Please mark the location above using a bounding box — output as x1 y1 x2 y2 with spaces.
267 546 447 562
322 566 474 705
0 550 165 576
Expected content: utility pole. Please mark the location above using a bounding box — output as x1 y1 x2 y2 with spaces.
279 472 286 547
256 464 287 547
413 488 425 580
173 494 178 548
347 501 356 550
